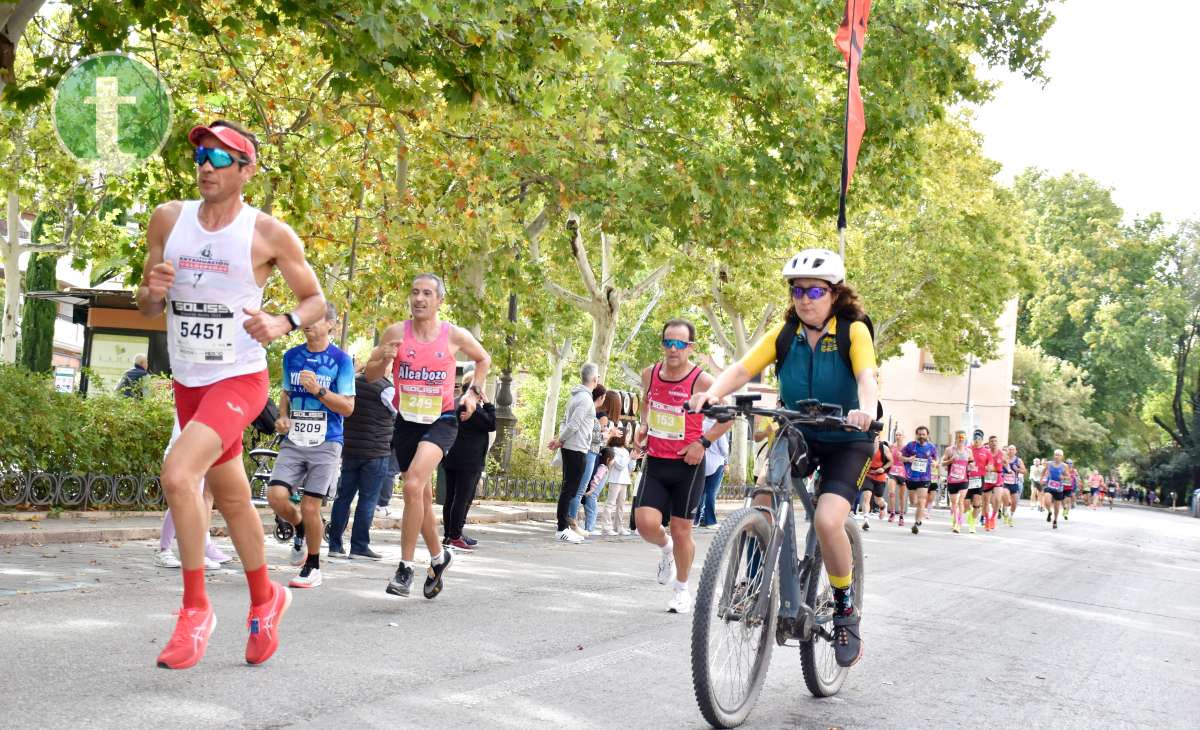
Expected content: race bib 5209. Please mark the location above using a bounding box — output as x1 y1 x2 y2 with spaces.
288 410 327 447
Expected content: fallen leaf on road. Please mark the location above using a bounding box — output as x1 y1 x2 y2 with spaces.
1035 675 1045 680
388 622 399 627
577 645 584 651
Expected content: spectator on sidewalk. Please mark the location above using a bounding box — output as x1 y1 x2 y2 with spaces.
567 385 610 535
582 447 615 532
602 435 633 535
327 368 396 560
154 416 233 570
694 416 729 528
548 363 600 544
116 354 150 398
443 366 496 551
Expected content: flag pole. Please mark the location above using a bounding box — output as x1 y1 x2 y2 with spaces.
836 0 856 261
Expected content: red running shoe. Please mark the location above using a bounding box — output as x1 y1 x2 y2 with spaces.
448 537 475 551
156 605 216 670
245 582 292 666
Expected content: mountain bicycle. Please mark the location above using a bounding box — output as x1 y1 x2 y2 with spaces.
690 394 882 728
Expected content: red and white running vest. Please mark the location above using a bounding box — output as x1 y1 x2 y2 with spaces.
164 200 265 387
391 320 456 424
645 363 704 460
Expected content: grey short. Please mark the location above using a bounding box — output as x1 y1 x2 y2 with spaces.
269 439 342 498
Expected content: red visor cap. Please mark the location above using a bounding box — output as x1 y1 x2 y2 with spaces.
187 124 256 164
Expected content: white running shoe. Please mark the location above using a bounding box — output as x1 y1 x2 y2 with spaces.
154 549 181 568
668 585 692 614
656 549 675 585
289 544 306 566
556 529 585 544
375 506 391 518
602 529 617 536
288 568 322 589
619 529 632 536
204 556 221 571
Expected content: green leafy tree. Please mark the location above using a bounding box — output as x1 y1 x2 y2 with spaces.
1009 344 1107 463
18 214 56 372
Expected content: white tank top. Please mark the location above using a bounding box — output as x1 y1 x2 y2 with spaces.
163 200 266 386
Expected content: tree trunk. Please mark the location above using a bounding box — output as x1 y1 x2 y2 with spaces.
0 1 44 94
587 292 619 383
539 337 572 458
2 189 22 364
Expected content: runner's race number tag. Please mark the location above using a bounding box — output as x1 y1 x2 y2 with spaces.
968 476 982 490
647 400 685 440
949 463 967 482
288 410 327 447
399 384 442 424
1004 472 1017 485
1046 479 1063 492
171 301 235 363
911 458 929 474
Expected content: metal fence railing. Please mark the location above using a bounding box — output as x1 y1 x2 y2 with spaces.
0 472 165 509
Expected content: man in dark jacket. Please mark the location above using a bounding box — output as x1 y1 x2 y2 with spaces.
116 355 150 397
443 367 496 550
327 370 396 559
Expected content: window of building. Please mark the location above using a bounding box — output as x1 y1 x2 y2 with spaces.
919 349 939 373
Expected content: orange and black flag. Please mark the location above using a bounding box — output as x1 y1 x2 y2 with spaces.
835 0 871 231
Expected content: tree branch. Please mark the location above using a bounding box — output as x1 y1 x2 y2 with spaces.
568 219 601 299
545 280 588 307
700 303 736 358
628 261 672 300
1153 415 1187 449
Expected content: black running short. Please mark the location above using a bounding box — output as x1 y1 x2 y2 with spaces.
890 474 907 486
392 412 459 472
1049 489 1065 501
907 480 931 492
947 482 969 495
804 439 874 505
637 455 706 520
862 478 886 499
967 487 983 499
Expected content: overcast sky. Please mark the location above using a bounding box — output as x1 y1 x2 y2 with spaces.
972 0 1198 225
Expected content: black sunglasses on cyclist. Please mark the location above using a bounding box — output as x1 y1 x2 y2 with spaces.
193 146 249 169
790 285 829 300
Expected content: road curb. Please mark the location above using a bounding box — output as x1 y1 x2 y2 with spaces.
0 507 559 548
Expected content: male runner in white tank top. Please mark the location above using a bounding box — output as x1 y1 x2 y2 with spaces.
137 119 326 670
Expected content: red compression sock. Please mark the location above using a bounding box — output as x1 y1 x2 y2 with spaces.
182 568 209 611
245 564 272 606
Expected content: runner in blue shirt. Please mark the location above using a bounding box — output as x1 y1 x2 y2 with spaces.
900 426 938 534
267 303 356 588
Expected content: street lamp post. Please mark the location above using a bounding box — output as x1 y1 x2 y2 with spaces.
964 357 981 434
492 292 518 473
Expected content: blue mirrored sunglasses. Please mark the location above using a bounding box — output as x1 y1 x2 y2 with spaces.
790 285 830 300
662 338 691 350
193 145 248 169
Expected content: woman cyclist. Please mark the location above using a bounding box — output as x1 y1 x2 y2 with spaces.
691 248 878 669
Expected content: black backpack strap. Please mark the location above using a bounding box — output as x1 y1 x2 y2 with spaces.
835 314 884 420
774 316 801 372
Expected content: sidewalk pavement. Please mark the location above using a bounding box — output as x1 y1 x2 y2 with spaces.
0 500 747 547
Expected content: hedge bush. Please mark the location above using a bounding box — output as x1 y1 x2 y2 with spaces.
0 365 174 475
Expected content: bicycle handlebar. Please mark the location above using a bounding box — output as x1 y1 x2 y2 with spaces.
692 397 883 435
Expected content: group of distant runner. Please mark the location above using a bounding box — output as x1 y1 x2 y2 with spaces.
860 430 1117 533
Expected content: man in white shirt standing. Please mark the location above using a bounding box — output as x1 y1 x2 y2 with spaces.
694 416 730 528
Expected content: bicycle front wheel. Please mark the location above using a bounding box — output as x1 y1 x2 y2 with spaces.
800 514 864 697
691 507 779 728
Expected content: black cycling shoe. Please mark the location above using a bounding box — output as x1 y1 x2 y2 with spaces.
423 550 453 599
832 608 864 668
386 562 413 597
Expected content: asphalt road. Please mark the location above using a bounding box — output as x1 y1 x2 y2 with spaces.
1 502 1198 729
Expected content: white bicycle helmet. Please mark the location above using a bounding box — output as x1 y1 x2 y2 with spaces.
781 248 845 285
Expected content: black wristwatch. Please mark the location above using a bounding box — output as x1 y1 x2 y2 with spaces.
699 436 712 449
316 387 327 399
285 311 302 332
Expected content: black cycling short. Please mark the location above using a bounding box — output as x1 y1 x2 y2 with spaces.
803 439 873 505
392 412 459 473
947 482 969 495
637 455 706 520
907 480 931 492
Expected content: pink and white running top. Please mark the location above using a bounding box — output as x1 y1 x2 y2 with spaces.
391 320 456 424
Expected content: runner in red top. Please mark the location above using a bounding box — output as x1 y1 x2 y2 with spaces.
364 273 490 600
982 435 1005 531
138 119 326 670
968 430 992 534
634 318 732 615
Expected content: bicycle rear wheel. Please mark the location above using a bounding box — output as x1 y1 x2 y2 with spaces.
691 507 778 728
800 515 864 697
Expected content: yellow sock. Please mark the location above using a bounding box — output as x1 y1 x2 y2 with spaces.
828 572 852 590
